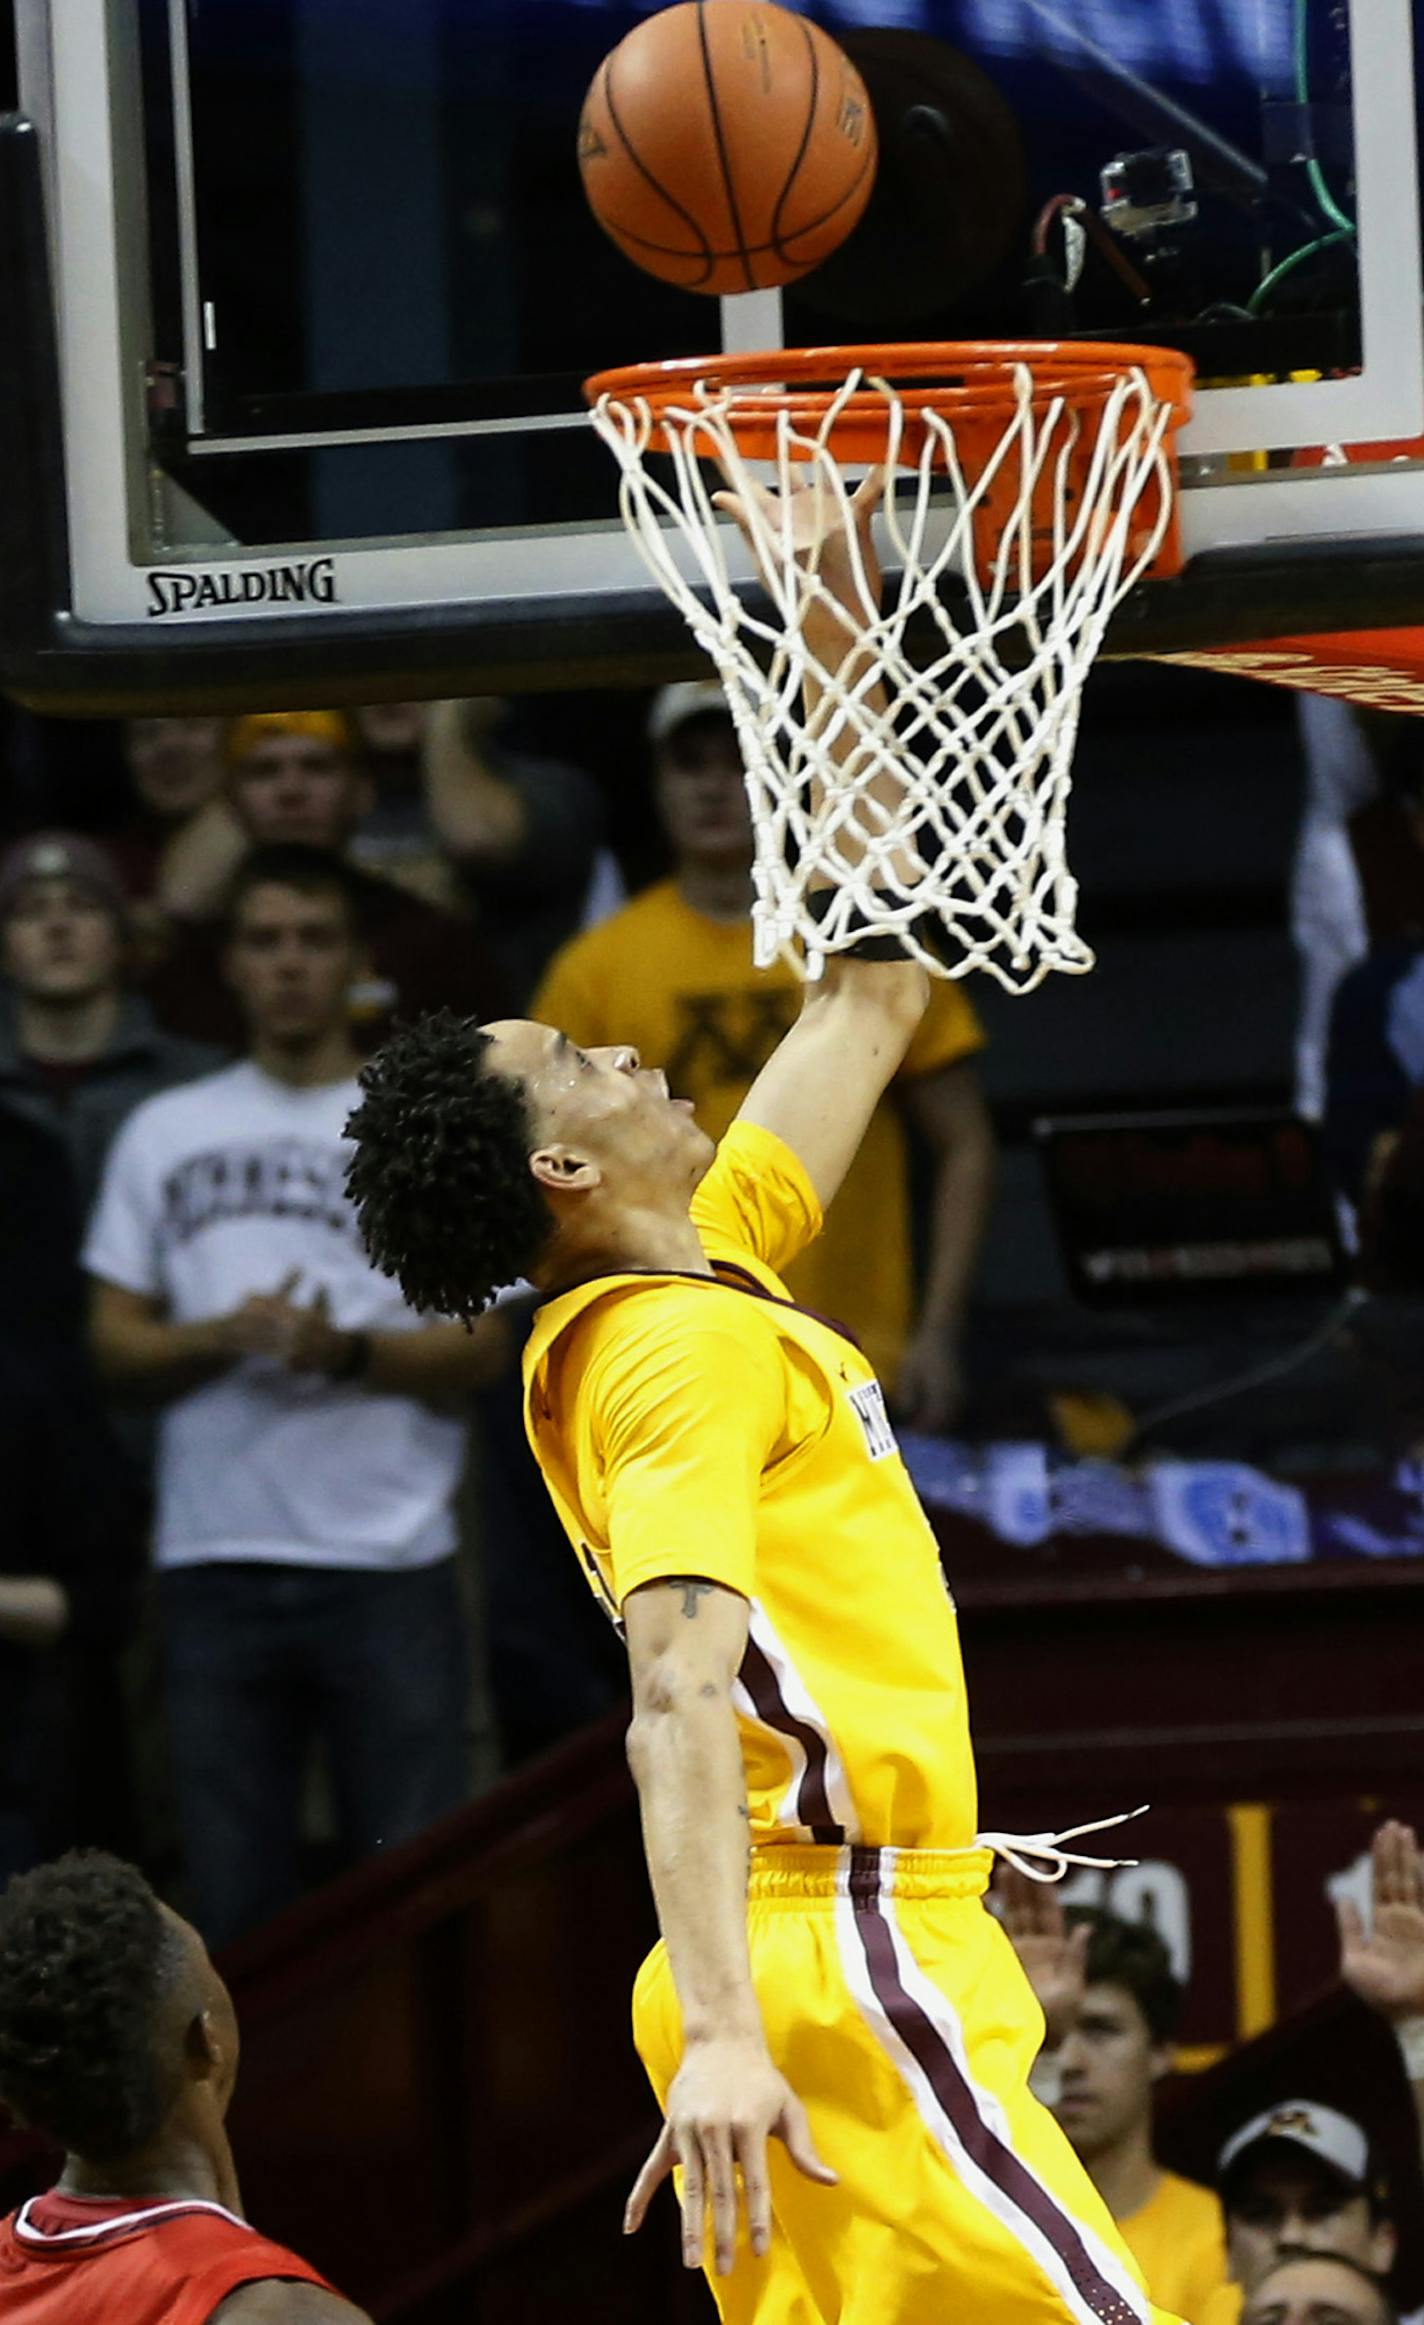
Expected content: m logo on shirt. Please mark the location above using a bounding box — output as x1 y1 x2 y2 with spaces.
848 1380 897 1462
668 990 798 1094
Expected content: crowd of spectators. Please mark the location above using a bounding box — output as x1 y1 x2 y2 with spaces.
999 1818 1424 2325
2 683 1424 2321
0 686 984 1925
0 697 621 1931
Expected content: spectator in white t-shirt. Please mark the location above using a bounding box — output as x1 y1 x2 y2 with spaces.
85 844 507 1946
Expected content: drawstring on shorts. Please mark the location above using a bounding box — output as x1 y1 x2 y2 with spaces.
970 1804 1150 1884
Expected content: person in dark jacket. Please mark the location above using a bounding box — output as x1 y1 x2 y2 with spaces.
0 831 221 1220
0 1107 136 1882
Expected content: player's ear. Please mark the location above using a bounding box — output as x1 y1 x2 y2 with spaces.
529 1143 602 1197
185 2006 223 2082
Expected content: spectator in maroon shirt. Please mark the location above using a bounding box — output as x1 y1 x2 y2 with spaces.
143 711 508 1047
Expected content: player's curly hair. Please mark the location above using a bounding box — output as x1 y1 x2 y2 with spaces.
0 1853 183 2160
345 1009 555 1319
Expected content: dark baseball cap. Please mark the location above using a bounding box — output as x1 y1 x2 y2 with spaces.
0 832 129 925
1219 2100 1374 2200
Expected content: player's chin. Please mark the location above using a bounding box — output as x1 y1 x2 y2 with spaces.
683 1116 716 1173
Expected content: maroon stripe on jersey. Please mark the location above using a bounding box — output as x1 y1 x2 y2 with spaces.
709 1260 864 1351
738 1634 844 1845
847 1849 1146 2325
536 1259 861 1351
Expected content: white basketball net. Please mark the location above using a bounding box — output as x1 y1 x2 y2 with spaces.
590 361 1179 993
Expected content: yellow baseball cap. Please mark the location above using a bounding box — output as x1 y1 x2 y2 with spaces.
224 710 357 767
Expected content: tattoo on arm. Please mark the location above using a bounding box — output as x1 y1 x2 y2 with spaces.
665 1577 717 1620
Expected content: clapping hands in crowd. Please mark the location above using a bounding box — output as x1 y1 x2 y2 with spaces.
217 1270 360 1380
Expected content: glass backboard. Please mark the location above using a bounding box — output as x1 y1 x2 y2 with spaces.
4 0 1424 710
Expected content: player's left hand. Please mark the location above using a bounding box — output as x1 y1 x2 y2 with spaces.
623 2036 836 2276
893 1325 965 1435
1336 1819 1424 2022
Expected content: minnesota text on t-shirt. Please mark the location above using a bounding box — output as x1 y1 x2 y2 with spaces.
158 1138 365 1248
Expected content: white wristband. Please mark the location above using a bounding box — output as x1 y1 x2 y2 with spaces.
1394 2014 1424 2082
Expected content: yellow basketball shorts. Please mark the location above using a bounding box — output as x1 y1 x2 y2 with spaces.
632 1843 1183 2325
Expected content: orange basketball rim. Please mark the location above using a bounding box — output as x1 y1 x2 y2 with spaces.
586 339 1196 582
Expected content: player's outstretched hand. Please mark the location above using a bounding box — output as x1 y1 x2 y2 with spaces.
1337 1819 1424 2023
623 2035 836 2276
997 1864 1090 2051
712 464 885 623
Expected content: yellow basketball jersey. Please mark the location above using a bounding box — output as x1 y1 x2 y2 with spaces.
523 1118 979 1851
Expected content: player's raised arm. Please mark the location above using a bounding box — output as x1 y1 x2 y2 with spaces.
735 952 928 1214
714 468 931 1211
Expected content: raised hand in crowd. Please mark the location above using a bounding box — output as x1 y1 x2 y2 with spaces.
1336 1818 1424 2159
422 699 529 866
995 1863 1091 2051
1336 1820 1424 2022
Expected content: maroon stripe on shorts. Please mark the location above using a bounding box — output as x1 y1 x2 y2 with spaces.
739 1635 844 1845
847 1849 1145 2325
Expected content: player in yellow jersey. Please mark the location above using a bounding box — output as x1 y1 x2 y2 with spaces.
345 477 1181 2325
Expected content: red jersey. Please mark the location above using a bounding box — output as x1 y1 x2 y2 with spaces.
0 2189 337 2323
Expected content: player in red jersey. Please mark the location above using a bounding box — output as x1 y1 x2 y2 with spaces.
0 1852 371 2323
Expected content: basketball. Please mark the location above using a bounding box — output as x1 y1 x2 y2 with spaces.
577 2 878 296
